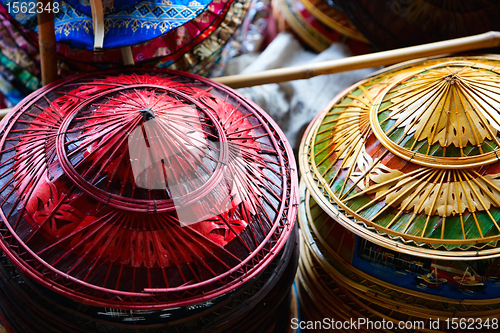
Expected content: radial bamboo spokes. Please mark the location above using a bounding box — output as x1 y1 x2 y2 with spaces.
301 54 500 254
213 31 500 88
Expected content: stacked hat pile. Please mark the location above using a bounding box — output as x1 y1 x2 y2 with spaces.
0 68 299 332
297 54 500 332
0 0 251 76
272 0 370 54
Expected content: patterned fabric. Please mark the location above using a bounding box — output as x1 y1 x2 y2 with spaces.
161 0 250 75
207 0 276 78
0 0 248 80
51 0 231 69
0 53 40 91
1 0 212 49
0 11 39 76
0 5 40 106
34 0 249 76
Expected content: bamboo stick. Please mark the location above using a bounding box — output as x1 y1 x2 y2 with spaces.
90 0 105 51
0 108 12 118
2 33 500 120
120 47 136 66
37 0 58 85
213 31 500 89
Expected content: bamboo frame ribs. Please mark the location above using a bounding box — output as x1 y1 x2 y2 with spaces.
299 54 500 259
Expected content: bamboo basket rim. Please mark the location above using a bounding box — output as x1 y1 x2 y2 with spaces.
300 235 500 321
299 231 500 325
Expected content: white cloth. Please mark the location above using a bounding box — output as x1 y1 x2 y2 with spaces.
222 32 378 152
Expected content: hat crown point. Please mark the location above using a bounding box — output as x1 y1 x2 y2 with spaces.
139 106 155 121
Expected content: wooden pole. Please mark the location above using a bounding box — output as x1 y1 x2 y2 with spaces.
37 0 58 85
213 31 500 89
90 0 104 51
0 108 11 119
120 47 136 66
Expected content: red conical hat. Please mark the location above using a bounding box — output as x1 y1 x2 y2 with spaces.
0 68 297 310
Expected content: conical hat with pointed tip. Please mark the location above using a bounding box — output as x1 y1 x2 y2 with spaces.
300 55 500 260
0 68 297 310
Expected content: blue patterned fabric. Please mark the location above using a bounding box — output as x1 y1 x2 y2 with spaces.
65 0 143 16
1 0 211 49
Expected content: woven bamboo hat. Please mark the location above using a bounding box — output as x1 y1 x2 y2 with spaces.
296 57 500 325
296 180 500 330
301 54 500 260
296 0 366 43
0 69 298 315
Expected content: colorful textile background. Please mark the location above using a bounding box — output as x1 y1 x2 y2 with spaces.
1 0 212 49
0 5 40 106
